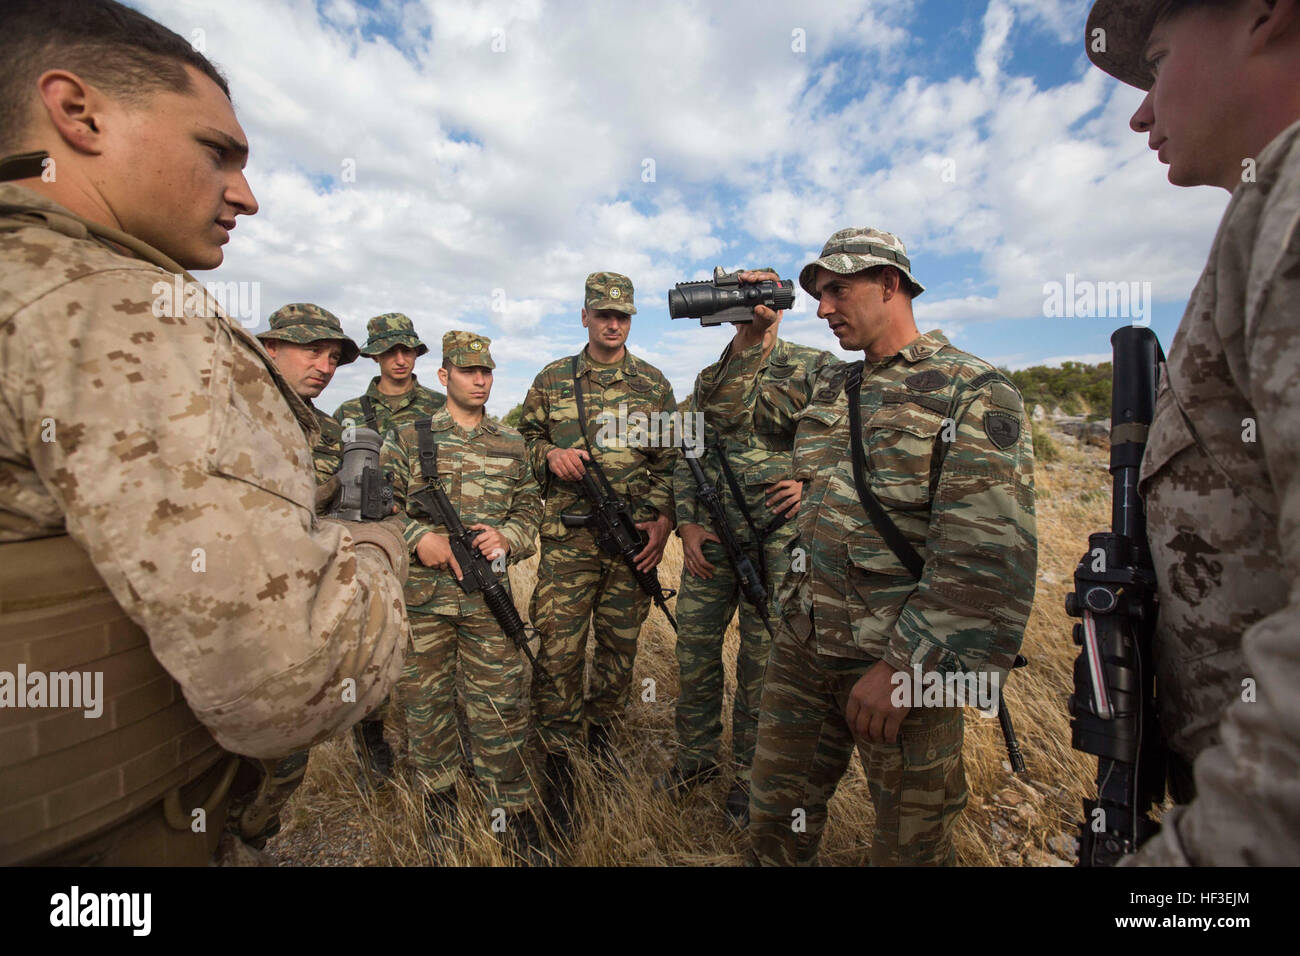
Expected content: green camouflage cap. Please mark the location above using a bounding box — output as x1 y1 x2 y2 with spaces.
584 271 636 315
257 303 359 364
799 227 925 299
442 330 496 369
1084 0 1163 91
360 312 428 357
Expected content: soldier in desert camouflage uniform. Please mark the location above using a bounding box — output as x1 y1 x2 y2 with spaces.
1084 0 1300 865
657 270 834 827
334 312 446 781
0 0 408 866
381 331 550 865
258 303 360 483
518 272 678 834
749 228 1037 866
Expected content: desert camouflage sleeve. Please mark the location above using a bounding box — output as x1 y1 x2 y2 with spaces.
883 376 1038 682
3 268 409 760
1129 212 1300 866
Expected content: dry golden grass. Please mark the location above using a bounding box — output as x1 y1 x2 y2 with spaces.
268 439 1111 867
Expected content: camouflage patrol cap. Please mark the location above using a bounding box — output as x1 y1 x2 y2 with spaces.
584 272 636 315
1085 0 1165 91
798 227 925 299
257 303 359 364
360 312 428 357
442 330 496 369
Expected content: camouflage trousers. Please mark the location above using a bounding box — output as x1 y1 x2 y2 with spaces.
749 623 968 866
399 610 536 811
529 540 651 752
225 751 310 847
672 533 788 785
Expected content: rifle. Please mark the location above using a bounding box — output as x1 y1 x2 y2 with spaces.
560 454 678 631
1065 325 1166 866
410 424 553 688
683 446 777 642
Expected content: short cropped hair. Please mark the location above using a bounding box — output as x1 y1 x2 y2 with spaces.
0 0 230 154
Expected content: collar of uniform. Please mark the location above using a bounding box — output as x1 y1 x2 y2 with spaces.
575 345 638 380
0 183 90 240
428 406 496 435
895 330 950 364
1253 115 1300 191
367 374 421 407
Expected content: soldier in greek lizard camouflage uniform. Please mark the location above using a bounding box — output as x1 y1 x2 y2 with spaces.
660 271 835 825
334 312 447 439
518 272 678 832
334 312 446 781
257 303 359 482
749 228 1037 866
381 331 549 864
1085 0 1300 865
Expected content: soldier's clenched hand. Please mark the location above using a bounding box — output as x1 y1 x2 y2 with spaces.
547 446 590 482
467 523 509 564
845 660 910 744
415 531 464 581
764 479 803 518
634 512 673 572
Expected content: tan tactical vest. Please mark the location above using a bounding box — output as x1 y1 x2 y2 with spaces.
0 535 237 864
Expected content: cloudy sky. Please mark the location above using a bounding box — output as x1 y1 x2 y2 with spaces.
135 0 1229 416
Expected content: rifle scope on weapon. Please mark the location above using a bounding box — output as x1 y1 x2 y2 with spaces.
1065 325 1165 866
413 469 554 689
684 450 777 641
668 267 796 327
560 455 678 631
331 427 394 521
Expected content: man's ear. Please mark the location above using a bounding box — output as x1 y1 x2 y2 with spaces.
1244 0 1299 53
879 266 902 301
580 307 590 329
263 339 279 357
437 366 450 388
36 70 109 155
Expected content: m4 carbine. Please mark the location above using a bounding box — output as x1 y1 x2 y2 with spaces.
560 455 678 631
683 447 777 641
1065 325 1166 866
410 427 552 688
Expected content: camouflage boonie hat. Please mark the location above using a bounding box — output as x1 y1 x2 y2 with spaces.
257 303 359 364
442 330 496 369
584 272 636 315
799 227 925 299
1084 0 1163 91
360 312 428 357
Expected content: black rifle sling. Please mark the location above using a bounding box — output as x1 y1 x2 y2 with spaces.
360 395 379 432
416 418 438 479
845 362 925 582
571 354 595 453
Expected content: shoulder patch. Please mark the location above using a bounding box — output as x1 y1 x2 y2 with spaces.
904 369 949 392
989 381 1022 411
983 411 1021 449
969 370 1010 390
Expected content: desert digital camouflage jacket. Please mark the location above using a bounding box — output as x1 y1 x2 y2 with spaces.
519 346 678 540
1126 117 1300 867
674 336 835 540
334 375 446 439
381 408 541 614
777 330 1037 679
309 401 342 483
0 184 408 758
